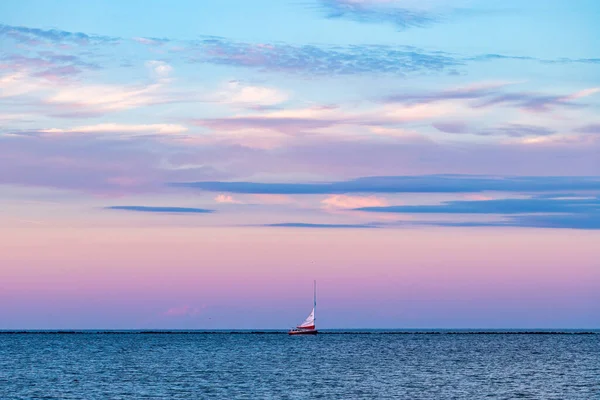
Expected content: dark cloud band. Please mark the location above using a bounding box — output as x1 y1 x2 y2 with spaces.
106 206 214 213
172 175 600 195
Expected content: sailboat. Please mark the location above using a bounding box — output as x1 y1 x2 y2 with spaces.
288 280 318 335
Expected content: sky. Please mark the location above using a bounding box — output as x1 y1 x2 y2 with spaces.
1 0 599 329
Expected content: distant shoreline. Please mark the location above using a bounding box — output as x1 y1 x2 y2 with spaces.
0 330 598 335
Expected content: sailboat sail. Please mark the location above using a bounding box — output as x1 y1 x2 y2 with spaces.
297 308 315 329
289 280 317 335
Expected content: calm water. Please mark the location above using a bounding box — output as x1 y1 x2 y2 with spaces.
1 332 599 399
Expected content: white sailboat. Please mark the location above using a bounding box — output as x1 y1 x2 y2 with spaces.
288 280 318 335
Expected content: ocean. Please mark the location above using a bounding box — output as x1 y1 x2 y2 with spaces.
1 331 598 399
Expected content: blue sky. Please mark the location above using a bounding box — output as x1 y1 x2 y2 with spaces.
1 0 599 229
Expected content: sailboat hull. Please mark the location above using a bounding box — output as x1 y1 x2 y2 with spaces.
288 329 318 335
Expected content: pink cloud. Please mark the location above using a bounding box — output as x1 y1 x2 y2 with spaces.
321 194 399 221
212 80 288 107
321 194 388 209
41 123 188 136
215 194 242 204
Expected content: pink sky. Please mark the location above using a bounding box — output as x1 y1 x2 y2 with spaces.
2 219 598 329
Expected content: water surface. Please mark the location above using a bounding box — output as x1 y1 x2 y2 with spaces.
1 332 598 399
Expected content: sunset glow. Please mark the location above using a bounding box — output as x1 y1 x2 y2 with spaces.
1 0 599 329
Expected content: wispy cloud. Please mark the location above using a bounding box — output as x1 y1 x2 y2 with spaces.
316 0 438 29
355 196 600 230
0 24 119 45
264 222 379 229
0 52 100 79
172 175 600 195
356 197 600 214
321 194 388 209
385 83 600 113
469 53 600 65
3 23 599 80
193 102 458 139
133 37 171 46
504 213 600 230
431 121 469 134
409 212 600 230
575 123 600 134
145 60 173 79
0 60 187 118
211 80 289 108
44 79 172 116
0 132 231 194
214 194 242 204
106 206 215 213
433 122 556 137
40 123 188 136
190 37 460 76
3 128 598 196
263 195 600 230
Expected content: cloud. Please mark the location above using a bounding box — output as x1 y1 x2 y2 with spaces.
0 132 231 194
4 23 599 81
316 0 438 29
473 93 589 113
0 24 119 45
133 37 171 46
196 116 337 135
212 80 288 108
264 222 379 228
432 121 469 134
433 122 556 137
40 123 188 136
214 194 241 203
262 196 600 230
2 23 600 82
172 175 600 195
575 124 600 134
385 81 509 104
356 197 600 214
145 60 173 79
505 213 600 230
563 87 600 100
515 133 599 146
6 128 597 196
194 102 457 139
0 65 189 118
190 37 460 76
386 83 600 113
476 124 556 137
106 206 215 213
354 195 600 229
0 52 100 79
410 213 600 230
45 81 168 115
468 53 600 66
321 194 388 209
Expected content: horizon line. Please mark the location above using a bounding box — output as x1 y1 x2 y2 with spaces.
1 329 598 335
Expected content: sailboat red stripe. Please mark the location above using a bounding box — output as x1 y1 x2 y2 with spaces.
296 325 315 330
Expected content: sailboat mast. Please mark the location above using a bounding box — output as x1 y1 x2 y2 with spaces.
314 280 316 328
